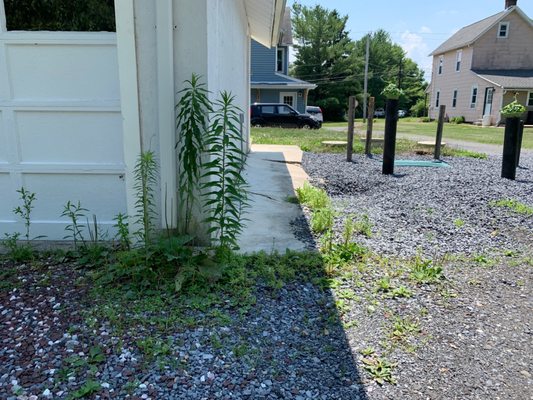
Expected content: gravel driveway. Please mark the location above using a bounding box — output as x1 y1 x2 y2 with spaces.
0 154 531 400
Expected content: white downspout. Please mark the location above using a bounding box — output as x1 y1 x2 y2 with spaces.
115 0 143 235
157 0 177 229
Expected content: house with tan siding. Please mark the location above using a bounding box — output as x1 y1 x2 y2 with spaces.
428 0 533 126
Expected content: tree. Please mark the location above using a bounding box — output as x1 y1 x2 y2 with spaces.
292 3 363 121
354 30 427 113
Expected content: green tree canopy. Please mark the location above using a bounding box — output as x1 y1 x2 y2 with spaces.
354 30 427 112
292 2 363 121
4 0 115 32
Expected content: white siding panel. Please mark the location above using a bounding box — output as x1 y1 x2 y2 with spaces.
16 111 123 164
0 173 13 220
0 110 6 163
22 173 126 238
7 44 120 101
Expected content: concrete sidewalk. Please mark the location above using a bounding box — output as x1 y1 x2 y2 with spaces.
237 144 311 254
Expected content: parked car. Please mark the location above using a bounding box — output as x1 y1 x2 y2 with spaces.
251 103 321 129
374 108 385 118
398 109 407 118
305 105 323 123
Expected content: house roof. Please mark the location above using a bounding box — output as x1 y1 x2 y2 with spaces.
279 7 293 46
245 0 287 48
252 72 316 90
429 6 533 55
473 69 533 89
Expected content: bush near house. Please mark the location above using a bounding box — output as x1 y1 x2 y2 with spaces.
4 0 116 31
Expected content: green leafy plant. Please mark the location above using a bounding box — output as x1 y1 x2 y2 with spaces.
381 83 403 100
361 354 396 385
203 91 249 249
113 212 130 250
490 198 533 216
61 200 88 249
13 187 39 243
175 74 212 234
296 182 331 210
391 286 413 298
409 255 444 284
2 233 34 263
67 380 101 400
501 97 526 118
454 218 465 228
311 208 335 233
354 214 372 237
390 316 420 342
133 151 159 248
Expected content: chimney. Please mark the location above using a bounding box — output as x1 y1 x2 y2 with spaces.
505 0 517 9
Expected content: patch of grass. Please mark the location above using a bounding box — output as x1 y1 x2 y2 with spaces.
285 195 299 204
489 199 533 216
67 380 101 399
311 208 335 234
136 336 173 361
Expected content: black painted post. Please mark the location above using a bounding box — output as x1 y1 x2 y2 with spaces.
501 117 520 180
347 96 356 162
434 105 446 160
516 120 524 167
382 99 399 175
365 97 375 156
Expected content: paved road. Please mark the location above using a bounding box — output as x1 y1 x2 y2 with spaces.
324 126 532 156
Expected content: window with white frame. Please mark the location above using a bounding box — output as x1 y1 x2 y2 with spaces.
498 22 509 38
436 91 440 107
452 90 458 108
456 50 462 72
276 48 285 73
528 92 533 106
438 56 443 75
470 86 478 108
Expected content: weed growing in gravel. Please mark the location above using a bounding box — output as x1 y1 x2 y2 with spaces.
454 218 465 228
13 187 40 243
311 208 335 233
2 233 35 263
68 380 101 399
489 198 533 216
354 214 373 237
390 317 420 342
409 255 444 284
390 286 413 298
361 354 396 385
61 200 88 249
296 182 331 210
376 277 392 292
472 254 496 267
136 336 173 362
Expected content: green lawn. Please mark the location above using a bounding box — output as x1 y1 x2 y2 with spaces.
251 127 487 159
323 119 533 149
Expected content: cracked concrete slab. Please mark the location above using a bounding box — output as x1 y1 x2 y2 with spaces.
237 144 310 254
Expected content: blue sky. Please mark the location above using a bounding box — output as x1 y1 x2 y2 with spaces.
289 0 533 80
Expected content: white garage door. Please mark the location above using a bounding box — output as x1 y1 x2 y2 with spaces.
0 31 126 240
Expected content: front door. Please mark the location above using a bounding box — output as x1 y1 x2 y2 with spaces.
280 92 297 110
483 87 494 116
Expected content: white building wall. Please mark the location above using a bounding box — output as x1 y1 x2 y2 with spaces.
0 28 126 240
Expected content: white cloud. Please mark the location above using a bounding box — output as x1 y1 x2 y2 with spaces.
399 30 433 81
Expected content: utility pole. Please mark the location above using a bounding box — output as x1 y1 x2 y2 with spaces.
363 33 370 122
398 57 403 89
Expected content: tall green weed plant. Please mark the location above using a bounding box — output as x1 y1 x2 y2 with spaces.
203 91 249 250
175 74 212 233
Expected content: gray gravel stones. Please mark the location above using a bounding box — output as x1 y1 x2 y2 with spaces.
302 153 532 257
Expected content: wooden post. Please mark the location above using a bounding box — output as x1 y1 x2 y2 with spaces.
434 105 446 160
365 97 375 156
502 117 520 180
347 96 356 162
382 99 399 175
516 120 524 167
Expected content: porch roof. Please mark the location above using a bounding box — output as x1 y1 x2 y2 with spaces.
245 0 287 48
473 69 533 89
